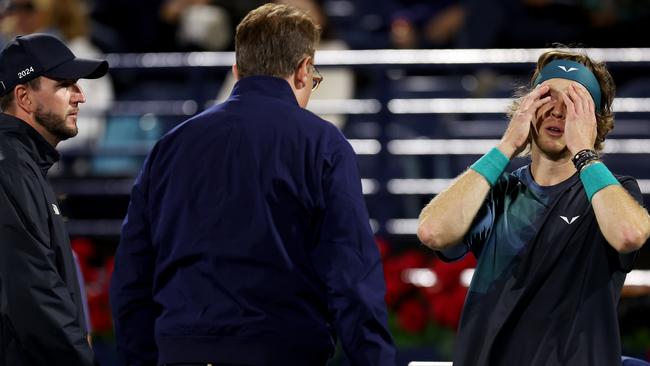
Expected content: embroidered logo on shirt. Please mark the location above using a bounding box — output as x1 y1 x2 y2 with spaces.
560 215 579 224
51 204 60 215
558 66 579 72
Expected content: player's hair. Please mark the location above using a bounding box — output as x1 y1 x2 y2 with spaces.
507 47 615 153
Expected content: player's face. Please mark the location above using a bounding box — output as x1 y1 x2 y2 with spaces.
531 78 585 159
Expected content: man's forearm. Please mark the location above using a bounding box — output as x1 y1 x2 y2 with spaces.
417 168 492 250
592 185 650 253
418 143 516 251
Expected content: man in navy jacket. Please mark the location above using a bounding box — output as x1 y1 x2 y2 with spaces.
109 3 395 365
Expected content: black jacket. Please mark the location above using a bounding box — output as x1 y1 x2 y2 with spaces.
0 113 94 365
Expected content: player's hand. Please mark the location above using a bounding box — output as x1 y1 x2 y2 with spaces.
561 83 597 155
498 84 551 158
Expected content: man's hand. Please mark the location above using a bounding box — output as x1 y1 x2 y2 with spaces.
562 83 598 155
498 84 551 158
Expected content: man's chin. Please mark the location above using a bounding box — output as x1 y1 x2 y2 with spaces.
64 131 78 141
541 146 570 160
54 128 79 141
533 141 570 160
35 109 78 142
60 120 79 140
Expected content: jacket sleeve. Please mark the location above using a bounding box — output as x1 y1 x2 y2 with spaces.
109 162 159 366
310 135 396 366
0 181 94 365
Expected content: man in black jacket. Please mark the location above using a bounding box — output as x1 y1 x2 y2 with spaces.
0 33 108 365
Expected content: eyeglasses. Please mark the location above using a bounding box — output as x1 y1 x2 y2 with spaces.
310 65 323 91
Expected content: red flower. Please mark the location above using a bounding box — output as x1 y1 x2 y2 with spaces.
378 238 477 333
428 285 467 329
421 255 476 330
71 237 98 282
397 298 429 334
375 236 391 259
431 255 476 292
71 237 115 334
383 250 429 307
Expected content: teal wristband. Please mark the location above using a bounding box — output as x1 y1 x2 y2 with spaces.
579 162 620 202
470 147 509 186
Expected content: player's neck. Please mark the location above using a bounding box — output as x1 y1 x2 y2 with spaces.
529 151 576 187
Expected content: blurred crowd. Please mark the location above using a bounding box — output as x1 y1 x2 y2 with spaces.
2 0 650 54
0 0 648 165
0 0 648 174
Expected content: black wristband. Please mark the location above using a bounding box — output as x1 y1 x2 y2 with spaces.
572 149 600 172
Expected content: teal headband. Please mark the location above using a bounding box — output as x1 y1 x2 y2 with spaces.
533 59 602 112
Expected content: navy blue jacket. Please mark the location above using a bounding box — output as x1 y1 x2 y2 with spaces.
109 76 395 366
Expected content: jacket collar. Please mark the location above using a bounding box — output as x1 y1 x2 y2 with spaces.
229 76 299 106
0 113 60 174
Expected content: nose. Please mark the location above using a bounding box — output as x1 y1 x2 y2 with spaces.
550 109 564 119
71 83 86 104
550 98 565 119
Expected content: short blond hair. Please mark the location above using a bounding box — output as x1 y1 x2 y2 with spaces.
235 3 321 79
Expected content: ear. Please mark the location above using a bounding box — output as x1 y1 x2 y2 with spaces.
292 57 311 90
232 64 240 80
14 84 34 113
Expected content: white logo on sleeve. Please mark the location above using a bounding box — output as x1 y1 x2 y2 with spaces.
560 215 579 224
51 204 60 215
558 66 579 72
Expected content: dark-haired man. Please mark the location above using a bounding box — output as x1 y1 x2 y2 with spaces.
418 49 650 365
0 33 108 365
110 3 395 366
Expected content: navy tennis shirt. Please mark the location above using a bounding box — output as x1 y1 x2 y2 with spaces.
109 76 395 365
440 165 641 366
